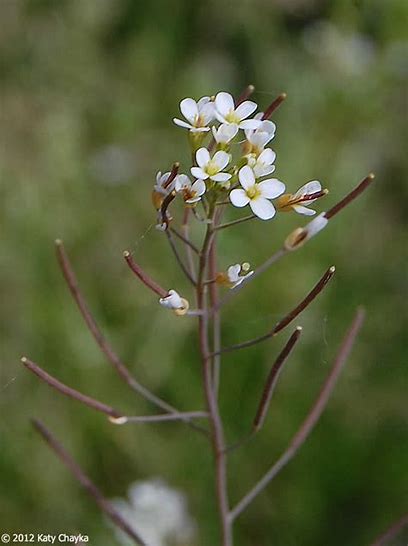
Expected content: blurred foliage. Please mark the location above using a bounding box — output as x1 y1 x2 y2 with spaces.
1 0 407 545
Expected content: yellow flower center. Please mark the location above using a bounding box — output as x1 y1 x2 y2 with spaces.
206 160 220 176
225 110 240 124
246 185 261 200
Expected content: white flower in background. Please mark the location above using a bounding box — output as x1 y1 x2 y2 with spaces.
214 92 261 130
276 180 326 216
159 289 189 315
212 123 239 145
174 174 206 204
191 148 231 183
154 171 174 195
245 119 276 152
230 165 285 220
111 479 196 546
173 96 215 132
284 212 329 251
247 148 276 177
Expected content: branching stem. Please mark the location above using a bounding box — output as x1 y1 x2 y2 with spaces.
229 308 365 521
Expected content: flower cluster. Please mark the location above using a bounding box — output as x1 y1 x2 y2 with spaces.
152 89 329 313
154 91 327 222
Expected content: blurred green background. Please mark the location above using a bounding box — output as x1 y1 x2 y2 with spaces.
1 0 407 545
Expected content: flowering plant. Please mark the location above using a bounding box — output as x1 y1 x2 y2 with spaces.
23 86 384 546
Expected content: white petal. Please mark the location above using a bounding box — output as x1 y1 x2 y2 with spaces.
196 147 210 168
214 111 228 124
247 121 276 146
259 120 276 137
253 163 275 177
192 179 206 196
213 151 230 170
258 178 286 199
174 174 191 191
258 148 276 165
239 119 262 130
190 126 210 133
239 165 256 190
211 172 231 182
230 189 250 207
180 98 198 123
227 264 241 282
173 118 193 129
215 92 235 116
222 123 239 142
197 96 211 109
191 166 208 180
248 132 270 148
235 100 257 120
200 101 215 124
156 171 170 186
294 180 322 199
159 289 183 309
293 204 316 216
250 197 276 220
214 123 238 143
185 196 202 204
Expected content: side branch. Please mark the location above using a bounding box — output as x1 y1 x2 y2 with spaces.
214 266 335 355
325 173 375 219
273 266 335 334
22 357 122 418
229 307 365 521
165 229 196 285
32 420 148 546
261 92 287 120
170 226 199 254
110 411 209 425
55 240 204 431
123 250 168 297
253 327 302 432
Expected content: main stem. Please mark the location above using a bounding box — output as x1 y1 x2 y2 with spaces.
197 209 232 546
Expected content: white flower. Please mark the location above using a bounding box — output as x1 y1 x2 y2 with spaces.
154 171 174 195
230 165 285 220
173 96 215 132
211 123 239 144
277 180 326 216
174 174 206 204
245 118 276 151
247 148 276 177
226 263 254 288
284 212 329 250
191 148 231 183
111 479 196 546
159 290 189 315
214 92 261 130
